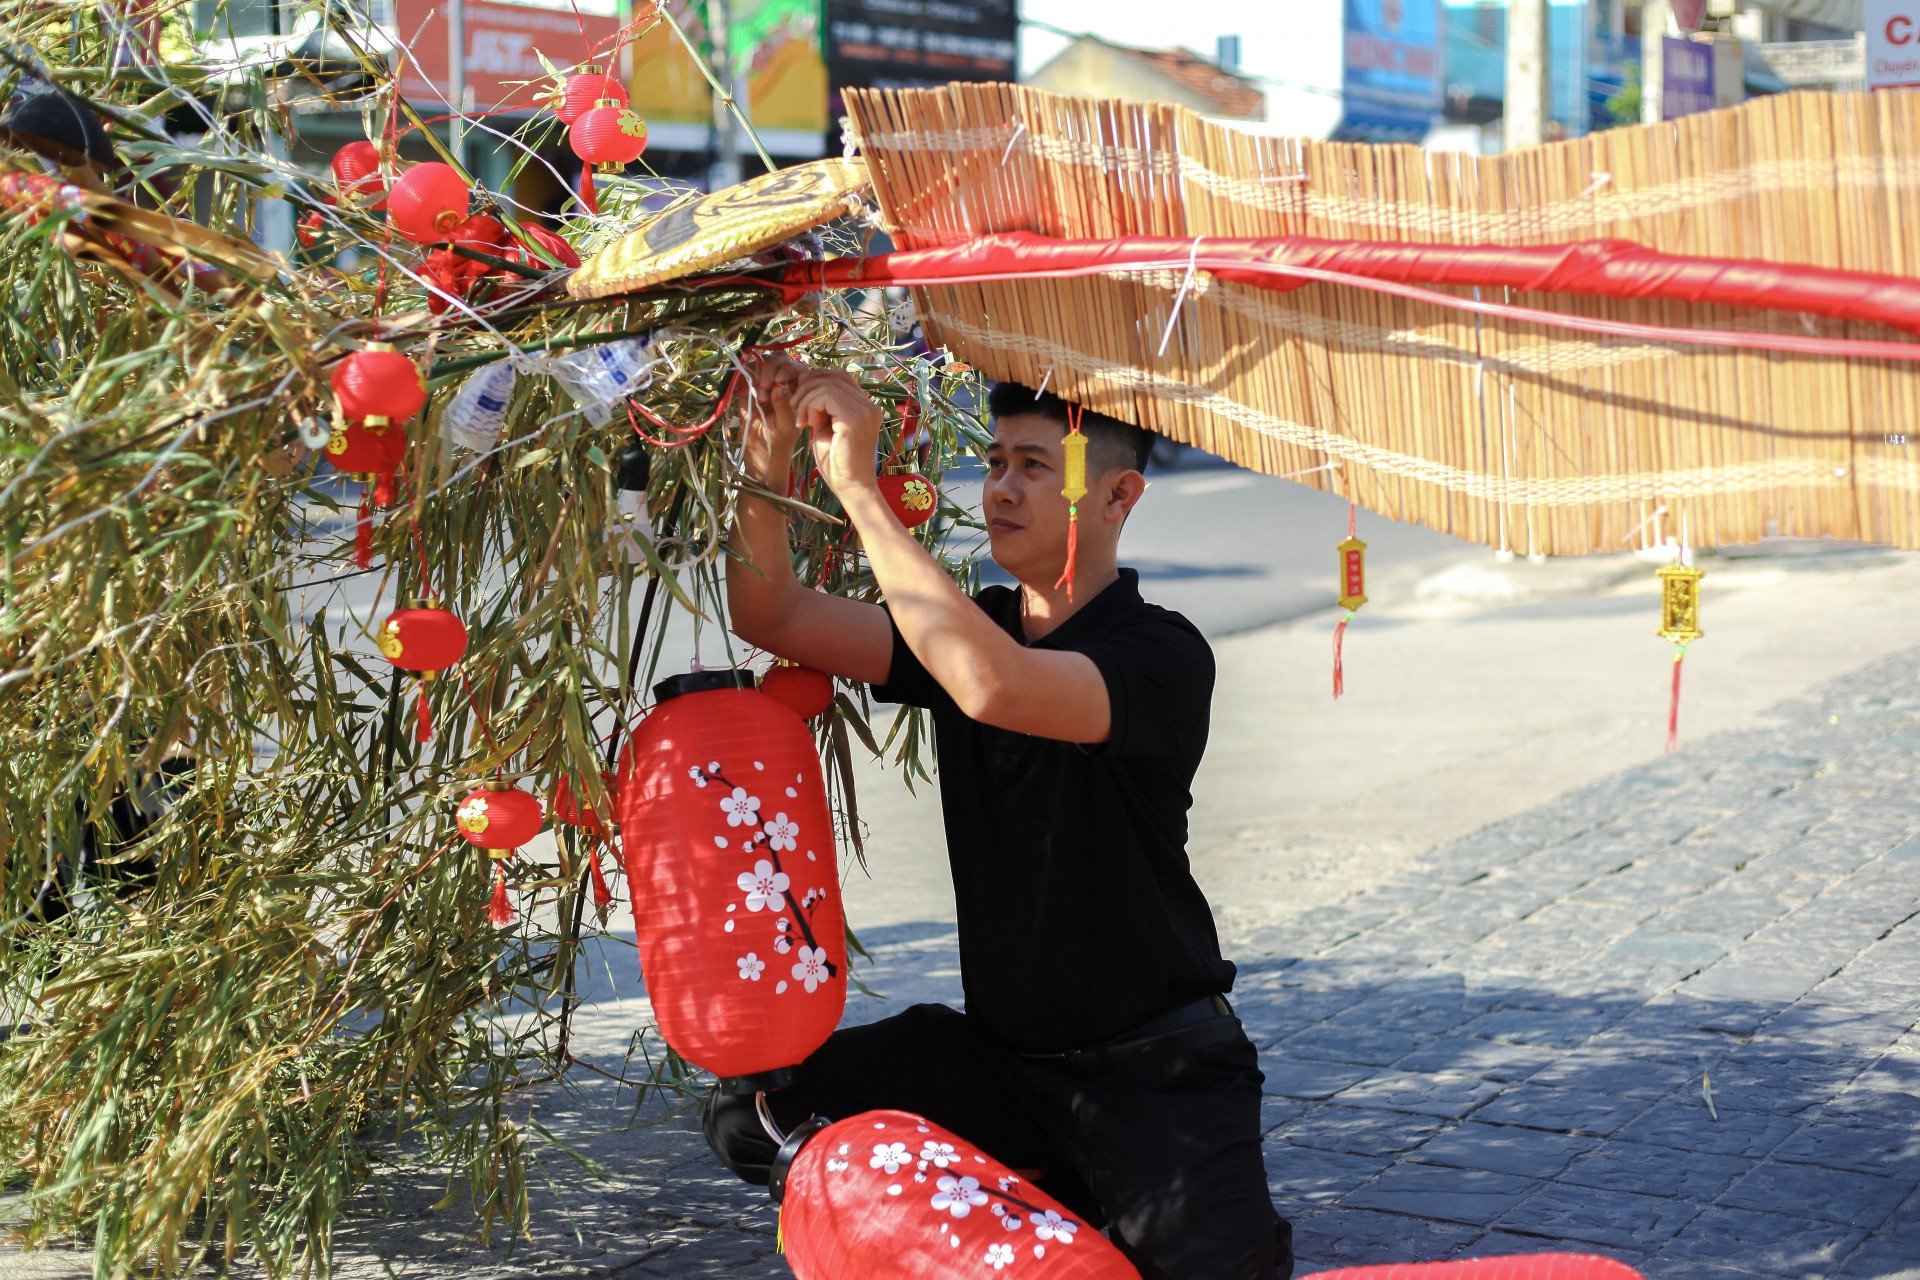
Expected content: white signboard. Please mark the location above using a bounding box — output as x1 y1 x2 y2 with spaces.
1867 0 1920 90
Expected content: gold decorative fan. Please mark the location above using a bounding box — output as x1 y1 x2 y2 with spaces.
568 157 870 300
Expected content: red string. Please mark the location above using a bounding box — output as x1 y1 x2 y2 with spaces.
354 487 374 569
1666 649 1686 754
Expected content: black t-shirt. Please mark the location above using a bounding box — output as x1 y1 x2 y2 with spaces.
872 568 1236 1053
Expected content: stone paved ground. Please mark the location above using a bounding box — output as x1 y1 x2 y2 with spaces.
12 647 1920 1280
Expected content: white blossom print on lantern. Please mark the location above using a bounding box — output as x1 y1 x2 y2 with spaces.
920 1140 959 1169
688 761 838 996
986 1242 1016 1270
870 1142 910 1174
931 1175 989 1218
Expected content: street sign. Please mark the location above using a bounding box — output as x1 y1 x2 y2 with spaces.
1866 0 1920 90
1662 36 1716 119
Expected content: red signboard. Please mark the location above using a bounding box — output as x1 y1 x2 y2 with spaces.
393 0 624 115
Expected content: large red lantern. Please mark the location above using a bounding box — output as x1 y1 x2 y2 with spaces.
332 344 426 427
387 162 471 244
456 782 546 926
877 472 939 528
331 140 386 207
760 662 834 721
553 67 626 124
570 101 650 167
772 1110 1138 1279
615 669 845 1090
377 602 468 742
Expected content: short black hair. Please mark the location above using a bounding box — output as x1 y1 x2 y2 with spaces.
986 382 1156 475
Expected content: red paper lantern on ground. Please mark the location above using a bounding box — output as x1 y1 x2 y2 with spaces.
571 102 650 167
877 472 938 528
555 68 626 124
760 663 834 721
615 669 846 1090
378 602 468 742
1307 1258 1645 1280
457 783 547 927
332 344 426 427
772 1110 1138 1279
387 162 471 244
331 140 385 206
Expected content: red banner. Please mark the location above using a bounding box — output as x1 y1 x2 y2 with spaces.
392 0 623 115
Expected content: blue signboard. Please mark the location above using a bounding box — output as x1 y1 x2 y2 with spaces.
1661 36 1715 120
1341 0 1442 142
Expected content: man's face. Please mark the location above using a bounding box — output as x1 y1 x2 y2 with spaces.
981 413 1073 578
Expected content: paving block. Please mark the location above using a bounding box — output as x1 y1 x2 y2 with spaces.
1407 1121 1598 1179
1330 1070 1507 1120
1459 1007 1620 1050
1557 1138 1750 1202
1660 1205 1867 1274
1260 1096 1309 1136
1717 1160 1915 1231
1836 1233 1920 1280
1341 1163 1537 1226
1525 1050 1698 1100
1495 1182 1701 1251
1281 1024 1439 1069
1469 1084 1654 1138
1681 963 1831 1005
1275 1105 1448 1158
1605 929 1731 968
1390 1038 1560 1083
1264 1143 1390 1207
1263 1058 1376 1101
1612 1100 1797 1160
1287 1207 1483 1270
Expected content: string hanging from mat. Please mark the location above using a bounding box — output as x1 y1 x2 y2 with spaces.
1332 502 1367 700
1055 403 1087 601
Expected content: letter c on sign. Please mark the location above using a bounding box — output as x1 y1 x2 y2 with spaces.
1891 14 1916 43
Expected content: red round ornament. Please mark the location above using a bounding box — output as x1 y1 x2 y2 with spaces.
331 140 385 206
552 771 613 833
570 102 650 167
615 670 846 1089
877 472 938 528
323 419 407 482
759 663 834 721
378 602 467 742
332 345 426 427
386 162 471 244
507 223 581 270
456 783 545 856
555 68 626 124
772 1110 1138 1280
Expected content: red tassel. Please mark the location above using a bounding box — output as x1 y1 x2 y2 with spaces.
354 488 373 569
488 864 515 927
587 843 615 910
577 166 598 216
415 684 432 742
1666 648 1685 754
1331 612 1350 700
1054 509 1079 601
373 471 395 508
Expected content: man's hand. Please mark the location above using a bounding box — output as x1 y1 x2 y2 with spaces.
747 352 804 450
791 369 883 498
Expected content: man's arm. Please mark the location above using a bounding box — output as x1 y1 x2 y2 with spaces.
727 359 894 686
791 370 1113 744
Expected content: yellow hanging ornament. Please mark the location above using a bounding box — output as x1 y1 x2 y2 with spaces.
1332 502 1366 699
1054 405 1089 601
1657 560 1703 752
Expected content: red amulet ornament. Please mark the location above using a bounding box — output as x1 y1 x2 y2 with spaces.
759 663 834 721
331 140 385 207
615 670 846 1090
332 345 426 427
377 603 468 742
877 472 938 528
772 1110 1138 1280
387 162 472 244
555 68 626 123
570 102 650 167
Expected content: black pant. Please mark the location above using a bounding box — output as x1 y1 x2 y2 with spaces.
702 1002 1293 1280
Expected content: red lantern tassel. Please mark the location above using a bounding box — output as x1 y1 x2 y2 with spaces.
587 843 615 910
577 166 598 216
1054 506 1079 601
488 864 515 927
354 487 373 569
1666 647 1686 754
415 683 432 743
1331 610 1352 700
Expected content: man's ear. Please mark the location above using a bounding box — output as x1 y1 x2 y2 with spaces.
1100 468 1147 525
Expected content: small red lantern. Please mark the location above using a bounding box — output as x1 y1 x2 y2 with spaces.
377 602 468 742
570 101 650 167
296 199 330 249
615 669 845 1090
456 782 546 927
324 420 407 566
760 663 834 721
772 1110 1138 1279
877 472 938 528
332 344 427 427
553 67 626 124
331 140 385 206
554 770 619 910
387 162 471 244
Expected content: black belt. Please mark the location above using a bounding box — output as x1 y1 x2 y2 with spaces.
1017 993 1238 1076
